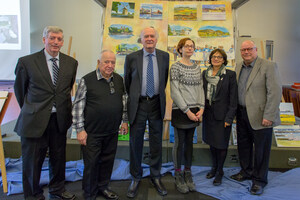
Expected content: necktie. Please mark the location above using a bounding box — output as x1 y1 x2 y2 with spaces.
146 54 155 98
50 58 59 87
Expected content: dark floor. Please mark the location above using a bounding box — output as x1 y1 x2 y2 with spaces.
0 173 218 200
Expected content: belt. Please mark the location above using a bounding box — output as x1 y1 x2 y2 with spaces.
140 94 159 101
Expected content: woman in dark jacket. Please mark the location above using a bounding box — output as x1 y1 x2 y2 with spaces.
202 48 238 186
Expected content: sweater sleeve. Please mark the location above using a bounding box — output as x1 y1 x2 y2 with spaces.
170 63 189 113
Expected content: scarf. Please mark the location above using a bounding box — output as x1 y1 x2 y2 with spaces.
205 64 226 105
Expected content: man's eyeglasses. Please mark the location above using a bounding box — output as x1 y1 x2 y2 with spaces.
212 56 223 60
183 45 195 49
109 81 115 94
240 47 256 52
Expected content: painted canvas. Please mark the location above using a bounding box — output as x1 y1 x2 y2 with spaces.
174 5 197 21
202 4 226 20
198 26 230 38
108 24 134 39
115 43 141 55
140 4 163 20
111 2 135 18
168 24 192 36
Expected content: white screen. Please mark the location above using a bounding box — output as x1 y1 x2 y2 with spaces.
0 0 30 80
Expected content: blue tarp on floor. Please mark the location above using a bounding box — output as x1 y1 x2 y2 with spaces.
1 158 300 200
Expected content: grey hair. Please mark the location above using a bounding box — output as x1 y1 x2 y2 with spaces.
140 27 159 39
43 26 64 38
99 49 115 60
242 40 257 48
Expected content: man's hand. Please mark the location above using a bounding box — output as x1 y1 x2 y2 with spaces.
224 122 230 127
262 119 273 127
77 130 88 146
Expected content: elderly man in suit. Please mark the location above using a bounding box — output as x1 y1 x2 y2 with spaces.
230 40 282 195
14 26 77 200
124 27 170 198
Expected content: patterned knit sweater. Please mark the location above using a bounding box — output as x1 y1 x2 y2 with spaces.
170 61 205 113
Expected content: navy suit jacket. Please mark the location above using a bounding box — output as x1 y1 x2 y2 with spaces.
202 69 238 124
124 49 169 124
14 49 78 137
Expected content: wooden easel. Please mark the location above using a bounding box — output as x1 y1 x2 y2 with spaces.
67 36 77 97
0 92 11 193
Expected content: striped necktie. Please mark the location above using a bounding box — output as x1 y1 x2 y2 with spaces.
50 58 59 86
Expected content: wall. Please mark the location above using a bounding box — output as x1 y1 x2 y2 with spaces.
236 0 300 85
30 0 104 79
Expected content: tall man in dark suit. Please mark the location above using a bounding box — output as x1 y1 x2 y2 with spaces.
124 27 170 198
230 40 282 195
14 26 78 200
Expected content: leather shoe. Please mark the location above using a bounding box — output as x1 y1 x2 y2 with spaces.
49 190 76 200
127 180 140 198
206 168 216 179
150 178 167 196
99 188 119 199
213 173 223 186
230 172 251 182
250 184 263 195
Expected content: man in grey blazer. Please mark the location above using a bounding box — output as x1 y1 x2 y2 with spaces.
230 40 282 195
124 27 169 198
14 26 77 200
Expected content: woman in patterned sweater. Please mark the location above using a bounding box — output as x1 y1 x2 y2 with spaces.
170 38 205 194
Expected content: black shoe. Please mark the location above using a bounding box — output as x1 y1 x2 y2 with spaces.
49 191 76 200
127 180 140 198
250 184 263 195
150 178 167 196
99 188 119 199
213 173 223 186
206 168 217 179
230 172 251 182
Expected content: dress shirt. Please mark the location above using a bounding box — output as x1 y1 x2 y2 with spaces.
44 49 59 112
238 58 257 106
141 48 159 96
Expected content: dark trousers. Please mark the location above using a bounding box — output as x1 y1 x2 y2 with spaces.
209 146 227 174
21 113 67 199
172 127 195 170
82 132 118 198
236 106 273 186
130 97 163 180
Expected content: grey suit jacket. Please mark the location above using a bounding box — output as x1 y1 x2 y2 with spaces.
14 49 78 137
236 57 282 130
124 49 170 124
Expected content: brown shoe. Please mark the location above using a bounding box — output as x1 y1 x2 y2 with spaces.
230 172 251 182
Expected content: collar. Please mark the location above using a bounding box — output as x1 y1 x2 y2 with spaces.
96 68 113 81
44 49 60 61
143 48 156 57
242 57 257 68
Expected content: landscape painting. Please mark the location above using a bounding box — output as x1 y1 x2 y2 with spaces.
168 24 192 36
174 5 197 21
116 43 141 55
198 26 229 38
202 4 226 20
108 24 133 39
111 2 135 18
140 4 163 20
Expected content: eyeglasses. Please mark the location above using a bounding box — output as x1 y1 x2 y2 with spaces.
240 47 255 52
212 56 223 60
109 81 115 94
183 45 195 49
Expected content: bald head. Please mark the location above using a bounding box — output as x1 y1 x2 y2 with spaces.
240 40 258 65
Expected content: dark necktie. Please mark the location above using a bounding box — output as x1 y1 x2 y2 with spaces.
146 54 155 98
50 58 59 87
